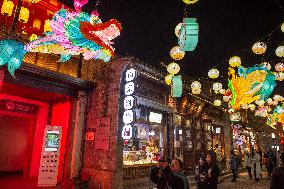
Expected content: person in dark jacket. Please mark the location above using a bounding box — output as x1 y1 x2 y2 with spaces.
150 157 189 189
150 156 169 189
270 152 284 189
268 148 277 179
205 153 220 189
195 157 207 189
230 150 237 182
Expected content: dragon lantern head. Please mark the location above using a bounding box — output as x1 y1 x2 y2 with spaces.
80 19 122 56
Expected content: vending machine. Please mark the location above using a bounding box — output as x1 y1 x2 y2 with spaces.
38 125 62 186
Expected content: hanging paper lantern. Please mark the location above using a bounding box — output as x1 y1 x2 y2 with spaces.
229 56 241 67
29 34 38 41
248 104 256 111
241 103 249 109
44 20 52 33
219 89 225 94
192 88 201 95
208 69 219 79
281 22 284 33
33 18 41 30
165 74 173 85
1 0 14 16
167 62 180 75
252 42 267 54
255 100 265 107
213 82 222 92
273 95 284 102
260 62 271 70
214 100 221 106
18 7 29 23
275 72 284 81
276 46 284 57
175 23 182 38
275 63 284 72
191 81 201 90
267 98 273 105
183 0 199 4
170 46 185 60
178 18 199 52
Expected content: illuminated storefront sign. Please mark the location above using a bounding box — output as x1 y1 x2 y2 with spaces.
122 68 137 140
149 111 163 123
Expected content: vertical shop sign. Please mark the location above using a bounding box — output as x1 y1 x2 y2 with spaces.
94 117 111 150
122 68 136 140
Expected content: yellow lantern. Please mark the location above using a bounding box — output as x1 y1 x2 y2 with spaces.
191 81 201 90
1 0 14 17
252 42 267 54
276 46 284 58
213 82 222 92
44 20 52 33
214 100 221 106
275 72 284 81
170 46 185 60
275 63 284 72
33 18 41 30
19 7 29 23
248 104 256 111
165 74 173 85
273 95 284 102
192 88 201 95
30 34 38 41
167 62 180 75
281 22 284 33
229 56 241 67
208 69 219 79
183 0 199 4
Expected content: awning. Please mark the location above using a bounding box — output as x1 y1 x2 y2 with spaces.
135 95 173 113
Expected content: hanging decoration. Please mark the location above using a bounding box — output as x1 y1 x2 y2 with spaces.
281 22 284 33
178 17 199 52
229 56 241 67
0 0 122 76
191 81 201 94
275 72 284 81
208 68 219 79
252 42 267 54
275 63 284 72
227 64 276 110
273 95 284 102
175 23 183 37
170 46 185 60
165 74 173 85
183 0 199 4
172 75 183 97
44 20 52 33
213 82 222 93
167 62 180 75
19 7 29 23
32 18 41 30
214 99 221 106
1 0 14 16
276 46 284 57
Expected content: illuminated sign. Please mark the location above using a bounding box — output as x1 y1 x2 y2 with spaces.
216 127 221 134
122 125 132 140
124 96 135 110
122 68 137 139
0 99 39 114
149 112 163 123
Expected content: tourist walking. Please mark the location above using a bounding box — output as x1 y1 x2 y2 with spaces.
195 157 207 189
230 150 237 182
244 150 252 179
205 153 220 189
251 149 261 182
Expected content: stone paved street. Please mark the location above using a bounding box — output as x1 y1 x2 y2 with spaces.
212 172 270 189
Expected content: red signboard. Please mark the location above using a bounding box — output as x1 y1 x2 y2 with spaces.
94 117 111 150
0 99 39 115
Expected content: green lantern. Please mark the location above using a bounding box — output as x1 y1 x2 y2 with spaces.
178 18 199 52
172 75 182 97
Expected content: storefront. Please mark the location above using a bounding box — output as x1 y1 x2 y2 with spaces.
120 62 173 188
0 61 93 186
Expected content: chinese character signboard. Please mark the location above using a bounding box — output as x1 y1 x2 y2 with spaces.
122 68 137 140
0 99 39 114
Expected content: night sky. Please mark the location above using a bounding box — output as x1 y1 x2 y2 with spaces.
64 0 284 94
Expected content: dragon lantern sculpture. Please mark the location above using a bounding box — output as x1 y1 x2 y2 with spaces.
0 0 122 76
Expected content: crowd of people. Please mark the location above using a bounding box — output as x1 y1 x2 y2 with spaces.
150 148 284 189
150 153 220 189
